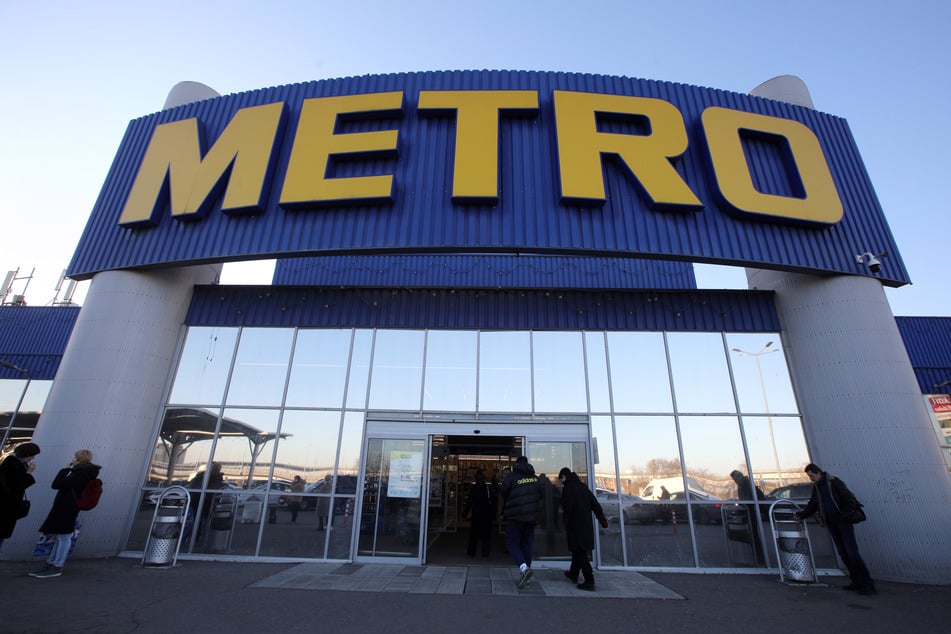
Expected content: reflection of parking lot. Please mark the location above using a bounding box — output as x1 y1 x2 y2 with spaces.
597 512 838 569
130 491 356 560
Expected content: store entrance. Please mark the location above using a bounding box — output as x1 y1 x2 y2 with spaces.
424 434 520 566
356 420 590 566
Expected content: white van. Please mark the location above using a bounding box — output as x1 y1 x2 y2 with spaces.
640 476 708 500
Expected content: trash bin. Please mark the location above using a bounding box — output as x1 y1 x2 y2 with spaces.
770 500 816 583
144 516 182 565
722 503 757 565
207 499 235 552
143 485 190 568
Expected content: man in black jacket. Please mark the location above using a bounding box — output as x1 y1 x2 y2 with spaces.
559 468 609 591
795 463 875 595
0 442 40 553
500 456 543 589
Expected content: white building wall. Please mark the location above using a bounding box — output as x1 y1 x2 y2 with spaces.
748 74 951 585
4 81 223 560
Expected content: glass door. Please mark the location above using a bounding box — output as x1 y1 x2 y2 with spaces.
524 440 589 563
356 437 427 562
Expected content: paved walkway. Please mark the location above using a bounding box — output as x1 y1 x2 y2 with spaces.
252 562 684 598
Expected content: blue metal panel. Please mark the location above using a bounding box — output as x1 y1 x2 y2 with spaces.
271 255 697 289
0 306 80 380
895 317 951 393
185 286 778 332
68 71 908 285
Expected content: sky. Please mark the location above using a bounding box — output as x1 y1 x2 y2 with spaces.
0 1 947 316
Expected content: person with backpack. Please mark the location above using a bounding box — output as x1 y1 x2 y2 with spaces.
795 463 876 595
30 449 102 579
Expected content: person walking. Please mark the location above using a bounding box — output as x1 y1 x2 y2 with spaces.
462 470 495 558
730 469 769 564
500 456 543 589
0 442 41 553
558 467 609 591
30 449 101 579
287 475 305 523
794 463 876 595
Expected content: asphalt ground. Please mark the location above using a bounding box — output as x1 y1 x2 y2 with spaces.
0 557 948 634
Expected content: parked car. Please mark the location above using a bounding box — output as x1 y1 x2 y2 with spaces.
595 489 641 524
621 497 658 524
768 482 812 503
620 490 723 525
241 480 293 509
668 491 723 525
299 475 357 511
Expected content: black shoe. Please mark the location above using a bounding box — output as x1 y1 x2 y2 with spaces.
842 583 860 591
577 581 596 591
564 571 578 583
28 564 54 578
857 586 877 596
517 568 534 588
32 565 63 579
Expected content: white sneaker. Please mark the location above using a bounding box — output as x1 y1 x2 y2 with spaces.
517 568 534 588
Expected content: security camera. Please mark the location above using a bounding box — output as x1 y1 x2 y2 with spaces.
856 251 887 274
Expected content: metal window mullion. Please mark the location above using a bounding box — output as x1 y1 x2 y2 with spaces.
664 331 701 568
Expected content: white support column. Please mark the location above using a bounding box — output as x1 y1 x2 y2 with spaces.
748 76 951 584
10 266 220 558
4 81 222 559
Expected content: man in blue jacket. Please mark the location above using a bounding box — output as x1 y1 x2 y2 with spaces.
500 456 543 589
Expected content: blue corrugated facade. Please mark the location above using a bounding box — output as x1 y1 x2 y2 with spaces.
67 71 908 285
272 254 697 289
896 317 951 394
185 286 778 332
0 306 81 380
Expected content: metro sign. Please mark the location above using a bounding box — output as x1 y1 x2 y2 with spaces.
117 90 842 229
67 71 907 285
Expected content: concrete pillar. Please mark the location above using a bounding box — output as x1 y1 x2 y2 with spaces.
748 77 951 584
4 81 222 560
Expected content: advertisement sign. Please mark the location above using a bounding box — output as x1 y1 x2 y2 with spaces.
67 71 907 285
387 450 423 499
928 394 951 445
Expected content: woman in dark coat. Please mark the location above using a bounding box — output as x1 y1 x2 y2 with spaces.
31 449 101 578
558 467 608 591
0 442 41 552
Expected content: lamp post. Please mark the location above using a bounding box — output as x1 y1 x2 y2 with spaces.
731 342 784 486
0 359 30 451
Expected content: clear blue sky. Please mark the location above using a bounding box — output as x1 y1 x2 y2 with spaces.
1 1 946 316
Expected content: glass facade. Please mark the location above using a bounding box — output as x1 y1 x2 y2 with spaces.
128 326 838 570
0 378 52 454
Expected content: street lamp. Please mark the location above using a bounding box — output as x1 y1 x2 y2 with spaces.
0 359 31 451
730 342 784 486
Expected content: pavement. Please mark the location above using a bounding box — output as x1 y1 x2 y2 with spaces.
0 557 948 634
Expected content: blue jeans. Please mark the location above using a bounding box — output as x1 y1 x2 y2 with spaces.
505 520 535 568
48 533 73 568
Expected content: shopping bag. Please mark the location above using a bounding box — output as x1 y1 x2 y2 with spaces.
32 533 55 558
32 522 81 558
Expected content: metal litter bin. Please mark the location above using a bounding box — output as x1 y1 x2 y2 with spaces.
721 503 757 565
207 497 235 552
143 486 190 568
770 500 816 583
